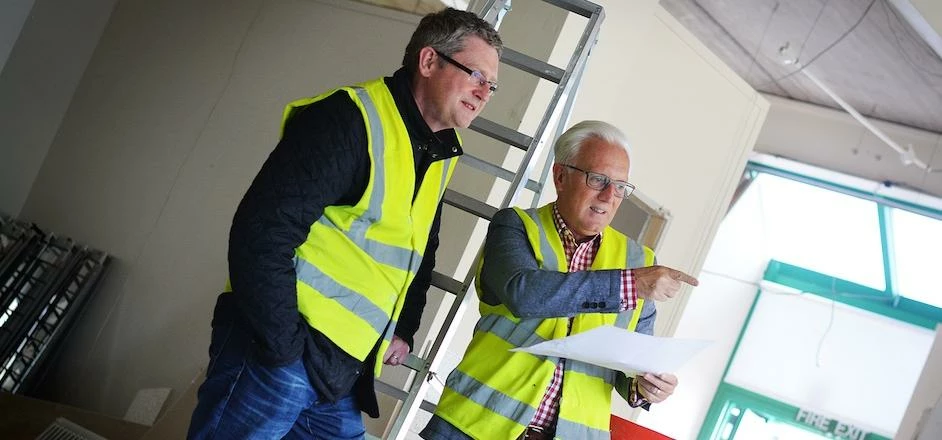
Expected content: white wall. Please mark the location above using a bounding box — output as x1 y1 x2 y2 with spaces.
897 325 942 440
0 0 117 216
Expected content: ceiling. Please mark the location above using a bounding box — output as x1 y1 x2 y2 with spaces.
660 0 942 134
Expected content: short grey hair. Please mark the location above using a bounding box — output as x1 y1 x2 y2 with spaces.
402 8 503 73
554 120 632 165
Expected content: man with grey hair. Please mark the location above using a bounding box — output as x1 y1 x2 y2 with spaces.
188 8 501 439
422 120 698 440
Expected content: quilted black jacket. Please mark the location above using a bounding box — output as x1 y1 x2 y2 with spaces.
221 67 462 416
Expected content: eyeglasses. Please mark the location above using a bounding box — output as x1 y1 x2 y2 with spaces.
562 164 636 199
435 50 498 96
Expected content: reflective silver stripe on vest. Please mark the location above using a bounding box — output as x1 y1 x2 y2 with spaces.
627 239 645 269
566 359 617 387
555 417 610 440
477 314 548 350
439 157 453 199
614 309 634 328
316 216 418 271
522 208 559 271
446 370 536 427
311 86 422 274
295 256 390 334
380 318 397 346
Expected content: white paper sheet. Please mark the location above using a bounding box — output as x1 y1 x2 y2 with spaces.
511 325 711 374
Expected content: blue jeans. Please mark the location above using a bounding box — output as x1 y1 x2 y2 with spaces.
187 313 365 439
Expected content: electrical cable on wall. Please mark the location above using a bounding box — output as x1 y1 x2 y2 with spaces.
760 0 878 87
815 277 838 368
777 42 940 174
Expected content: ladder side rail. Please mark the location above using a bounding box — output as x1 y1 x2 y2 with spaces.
528 32 597 208
498 7 603 211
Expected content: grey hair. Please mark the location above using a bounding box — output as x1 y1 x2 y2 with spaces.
554 120 632 165
402 8 503 73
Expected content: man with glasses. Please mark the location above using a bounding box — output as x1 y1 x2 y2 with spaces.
188 8 501 439
422 121 699 440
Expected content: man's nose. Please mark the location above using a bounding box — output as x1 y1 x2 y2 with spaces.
472 86 489 103
597 183 616 201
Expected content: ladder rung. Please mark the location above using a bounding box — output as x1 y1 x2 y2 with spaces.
443 190 498 220
469 118 533 151
375 381 437 413
460 154 541 192
402 353 425 372
502 48 565 83
431 271 464 295
542 0 602 18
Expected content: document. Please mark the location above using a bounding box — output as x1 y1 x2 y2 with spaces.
511 325 711 374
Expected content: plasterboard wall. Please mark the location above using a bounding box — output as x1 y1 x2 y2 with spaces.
0 0 116 217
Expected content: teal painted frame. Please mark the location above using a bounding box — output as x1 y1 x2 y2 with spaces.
698 383 891 440
764 260 942 330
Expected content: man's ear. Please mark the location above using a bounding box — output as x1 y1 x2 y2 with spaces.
416 46 438 78
552 163 565 193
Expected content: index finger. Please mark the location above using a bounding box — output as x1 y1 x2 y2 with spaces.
669 269 699 286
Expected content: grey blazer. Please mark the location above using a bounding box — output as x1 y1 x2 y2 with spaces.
478 207 656 333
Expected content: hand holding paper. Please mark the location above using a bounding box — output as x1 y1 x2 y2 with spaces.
511 325 711 375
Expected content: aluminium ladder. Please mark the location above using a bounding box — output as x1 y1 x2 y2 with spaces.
378 0 606 438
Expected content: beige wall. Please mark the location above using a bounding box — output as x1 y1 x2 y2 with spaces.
0 0 116 216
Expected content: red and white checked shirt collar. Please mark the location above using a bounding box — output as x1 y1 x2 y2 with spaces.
528 204 641 429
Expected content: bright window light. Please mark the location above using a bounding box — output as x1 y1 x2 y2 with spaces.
756 174 886 291
891 208 942 307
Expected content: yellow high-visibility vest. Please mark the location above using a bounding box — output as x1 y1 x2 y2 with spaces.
276 77 457 376
435 203 655 439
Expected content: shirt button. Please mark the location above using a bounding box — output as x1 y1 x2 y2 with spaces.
582 302 591 308
598 301 606 308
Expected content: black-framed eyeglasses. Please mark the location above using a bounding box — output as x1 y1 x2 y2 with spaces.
435 50 498 96
562 164 636 199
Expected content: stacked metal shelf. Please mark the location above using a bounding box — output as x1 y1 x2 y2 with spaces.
0 216 109 394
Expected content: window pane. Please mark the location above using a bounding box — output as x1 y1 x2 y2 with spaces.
892 208 942 306
756 174 885 291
